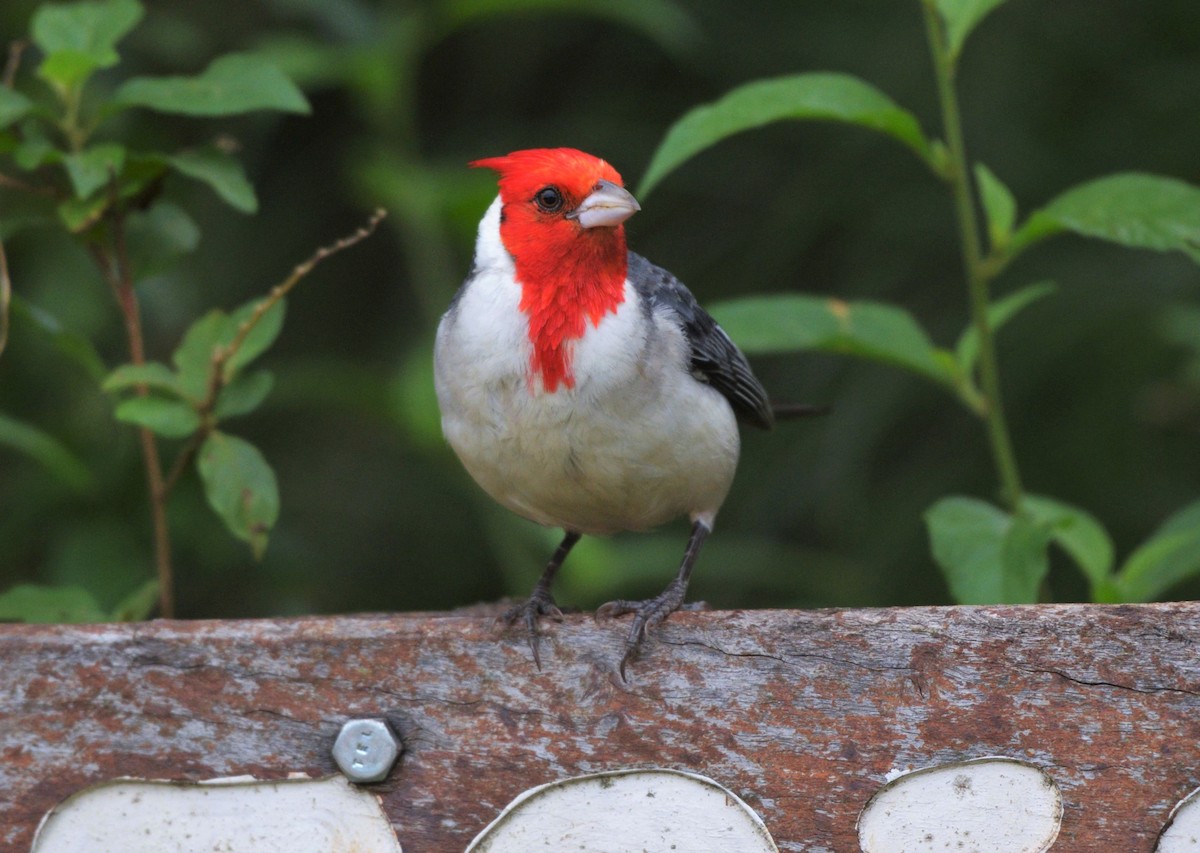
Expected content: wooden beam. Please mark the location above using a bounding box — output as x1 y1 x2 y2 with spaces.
3 603 1199 850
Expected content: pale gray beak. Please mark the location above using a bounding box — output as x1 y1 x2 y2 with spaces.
568 179 640 229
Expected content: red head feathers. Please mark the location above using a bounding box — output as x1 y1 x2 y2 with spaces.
471 148 638 392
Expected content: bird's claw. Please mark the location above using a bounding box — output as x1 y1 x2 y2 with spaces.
596 581 689 679
501 589 563 669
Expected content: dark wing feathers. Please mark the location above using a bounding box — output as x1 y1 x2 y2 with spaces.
628 252 774 430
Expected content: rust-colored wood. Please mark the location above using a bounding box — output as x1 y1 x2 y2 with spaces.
3 603 1200 851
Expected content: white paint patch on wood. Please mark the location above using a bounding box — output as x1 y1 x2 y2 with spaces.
1157 785 1200 850
857 757 1062 853
31 774 401 853
465 768 778 852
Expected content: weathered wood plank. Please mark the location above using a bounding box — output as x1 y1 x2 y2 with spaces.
3 603 1199 851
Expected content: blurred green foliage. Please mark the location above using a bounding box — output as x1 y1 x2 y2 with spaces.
1 0 1198 621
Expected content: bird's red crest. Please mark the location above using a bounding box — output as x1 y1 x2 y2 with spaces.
472 148 630 393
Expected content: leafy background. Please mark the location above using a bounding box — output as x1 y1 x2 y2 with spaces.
1 0 1198 620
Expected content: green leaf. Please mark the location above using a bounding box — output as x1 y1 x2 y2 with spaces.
102 361 183 396
57 193 109 233
711 294 954 387
10 295 107 380
114 52 310 117
114 396 200 438
124 202 201 278
109 579 159 621
0 88 34 129
225 298 286 376
1113 500 1200 602
1012 173 1200 264
214 369 274 419
0 412 93 491
925 496 1051 604
172 310 227 398
197 431 279 558
639 73 937 198
0 584 107 623
955 281 1056 376
1021 494 1114 588
935 0 1009 58
167 148 257 213
32 0 143 89
974 162 1017 248
61 143 126 198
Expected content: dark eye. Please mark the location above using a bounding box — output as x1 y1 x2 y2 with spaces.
534 186 563 212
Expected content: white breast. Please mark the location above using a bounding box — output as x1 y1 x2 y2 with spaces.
434 197 740 535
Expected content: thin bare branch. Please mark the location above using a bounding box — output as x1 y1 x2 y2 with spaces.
3 40 25 89
0 238 10 358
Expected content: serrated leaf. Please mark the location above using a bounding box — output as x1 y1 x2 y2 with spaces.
639 73 936 197
61 143 126 198
109 579 159 621
1022 494 1114 588
1113 500 1200 602
114 52 310 117
974 162 1017 248
102 361 183 396
955 281 1056 377
711 294 955 387
114 396 200 438
168 147 256 213
925 496 1052 604
197 431 279 558
0 411 93 491
1012 173 1200 264
0 88 34 129
214 369 274 419
0 584 107 623
935 0 1009 58
225 298 286 376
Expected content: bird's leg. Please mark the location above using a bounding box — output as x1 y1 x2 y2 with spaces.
502 530 581 668
597 519 711 678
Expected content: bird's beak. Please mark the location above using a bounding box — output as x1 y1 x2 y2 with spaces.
568 179 641 229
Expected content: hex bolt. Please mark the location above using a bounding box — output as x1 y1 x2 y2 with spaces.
332 718 401 784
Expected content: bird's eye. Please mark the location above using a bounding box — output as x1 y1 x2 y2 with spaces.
534 186 563 212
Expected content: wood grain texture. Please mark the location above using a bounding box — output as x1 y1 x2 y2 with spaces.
3 603 1200 852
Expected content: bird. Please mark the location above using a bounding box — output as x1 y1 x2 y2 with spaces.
434 147 805 675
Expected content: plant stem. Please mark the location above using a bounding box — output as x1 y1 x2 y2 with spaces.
922 1 1024 510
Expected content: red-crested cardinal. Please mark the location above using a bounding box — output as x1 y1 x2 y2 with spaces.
435 148 805 675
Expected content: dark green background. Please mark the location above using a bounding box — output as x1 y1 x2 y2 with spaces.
2 0 1198 618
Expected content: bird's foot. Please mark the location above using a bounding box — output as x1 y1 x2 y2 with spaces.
501 588 563 669
596 580 691 679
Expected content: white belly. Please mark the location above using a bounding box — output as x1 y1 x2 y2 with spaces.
434 276 739 535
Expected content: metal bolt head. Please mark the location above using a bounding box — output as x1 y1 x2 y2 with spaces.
332 718 400 783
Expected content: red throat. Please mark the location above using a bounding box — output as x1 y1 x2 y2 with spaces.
509 224 627 392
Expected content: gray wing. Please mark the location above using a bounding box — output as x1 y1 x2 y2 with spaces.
628 252 774 430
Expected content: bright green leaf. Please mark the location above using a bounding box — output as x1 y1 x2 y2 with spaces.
102 362 183 396
974 162 1017 248
639 73 937 197
0 584 107 623
935 0 1009 58
114 396 200 438
0 412 93 491
37 51 103 90
955 281 1056 376
225 298 286 376
1114 500 1200 602
1022 494 1115 588
1012 173 1200 264
711 294 955 387
214 370 274 419
168 148 257 213
172 310 227 399
197 431 280 558
0 88 34 129
57 193 109 233
925 495 1051 604
109 579 159 621
31 0 143 59
114 52 310 117
61 143 126 198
